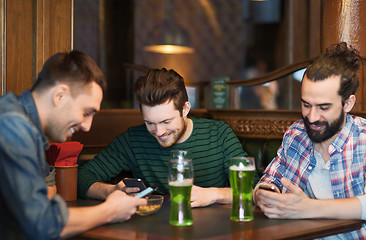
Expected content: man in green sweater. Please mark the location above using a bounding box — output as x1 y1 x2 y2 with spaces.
78 68 247 207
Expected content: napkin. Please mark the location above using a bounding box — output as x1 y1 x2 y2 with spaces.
45 144 61 166
45 141 83 166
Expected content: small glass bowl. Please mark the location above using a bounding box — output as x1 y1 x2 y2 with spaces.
136 195 164 216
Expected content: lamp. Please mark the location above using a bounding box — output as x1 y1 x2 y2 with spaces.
143 0 194 54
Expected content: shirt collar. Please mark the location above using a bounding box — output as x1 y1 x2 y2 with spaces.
331 114 353 152
19 90 49 149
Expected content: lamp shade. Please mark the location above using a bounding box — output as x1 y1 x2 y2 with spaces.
144 19 194 54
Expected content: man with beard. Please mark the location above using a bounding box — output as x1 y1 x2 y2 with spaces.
78 68 246 207
254 42 366 238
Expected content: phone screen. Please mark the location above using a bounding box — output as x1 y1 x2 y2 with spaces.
134 187 157 198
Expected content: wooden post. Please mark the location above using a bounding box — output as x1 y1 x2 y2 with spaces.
321 0 366 111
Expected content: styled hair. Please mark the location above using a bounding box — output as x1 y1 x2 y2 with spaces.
134 68 188 115
31 50 106 96
304 42 361 104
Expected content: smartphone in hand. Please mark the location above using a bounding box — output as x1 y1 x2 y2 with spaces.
134 186 158 198
259 184 277 192
122 178 146 191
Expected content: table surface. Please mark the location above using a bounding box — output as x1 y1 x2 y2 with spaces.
69 198 365 240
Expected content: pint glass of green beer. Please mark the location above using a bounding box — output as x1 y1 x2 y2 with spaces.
168 150 193 226
229 156 255 222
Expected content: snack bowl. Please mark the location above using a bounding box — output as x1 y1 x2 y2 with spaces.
136 195 164 216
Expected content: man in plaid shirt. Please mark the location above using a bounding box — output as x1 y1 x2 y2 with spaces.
254 42 366 239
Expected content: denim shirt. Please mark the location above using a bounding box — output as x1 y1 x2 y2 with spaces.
0 90 69 240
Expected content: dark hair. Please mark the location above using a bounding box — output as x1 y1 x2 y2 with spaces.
134 68 188 115
31 50 106 95
304 42 361 104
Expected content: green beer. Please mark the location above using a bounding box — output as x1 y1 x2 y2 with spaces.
169 180 193 226
229 162 255 222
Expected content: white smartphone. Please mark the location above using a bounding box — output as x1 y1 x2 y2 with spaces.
134 186 158 198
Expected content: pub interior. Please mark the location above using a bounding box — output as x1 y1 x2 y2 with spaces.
2 0 366 239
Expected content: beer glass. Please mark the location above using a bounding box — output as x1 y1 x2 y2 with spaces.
168 150 193 226
229 156 256 222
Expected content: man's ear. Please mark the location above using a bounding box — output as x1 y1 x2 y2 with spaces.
344 95 356 113
52 84 70 107
182 101 191 117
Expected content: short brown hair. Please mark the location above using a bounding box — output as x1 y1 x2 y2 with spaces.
304 42 361 104
134 68 188 115
31 50 106 96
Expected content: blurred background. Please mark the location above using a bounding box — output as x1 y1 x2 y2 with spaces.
74 0 320 110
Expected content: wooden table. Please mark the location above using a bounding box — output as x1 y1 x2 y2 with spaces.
69 198 365 240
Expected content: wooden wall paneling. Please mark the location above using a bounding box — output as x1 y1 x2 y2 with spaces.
0 0 4 95
308 0 321 58
35 0 44 80
42 0 73 62
208 109 302 139
0 0 73 95
36 0 73 77
6 0 34 95
291 0 309 63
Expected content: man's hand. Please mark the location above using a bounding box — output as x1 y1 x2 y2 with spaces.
256 178 314 219
61 190 147 239
104 190 147 222
190 185 232 208
47 185 57 199
115 179 140 195
191 185 216 207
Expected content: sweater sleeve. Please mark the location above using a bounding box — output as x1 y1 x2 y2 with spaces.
77 131 132 198
218 121 247 176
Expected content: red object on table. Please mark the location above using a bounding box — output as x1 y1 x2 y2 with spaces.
45 141 83 166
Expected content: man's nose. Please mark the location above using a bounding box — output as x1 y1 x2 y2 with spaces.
155 124 166 136
308 107 320 123
80 117 93 132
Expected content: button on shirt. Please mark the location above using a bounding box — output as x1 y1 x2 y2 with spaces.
258 114 366 239
0 90 69 240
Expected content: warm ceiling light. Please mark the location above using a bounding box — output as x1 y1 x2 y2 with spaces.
144 44 194 54
144 0 194 54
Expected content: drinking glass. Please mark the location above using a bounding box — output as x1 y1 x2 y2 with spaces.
168 150 193 226
229 156 256 222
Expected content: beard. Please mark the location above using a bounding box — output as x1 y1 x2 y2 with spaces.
154 117 187 148
303 110 345 143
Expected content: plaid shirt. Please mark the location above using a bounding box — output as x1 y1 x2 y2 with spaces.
258 114 366 239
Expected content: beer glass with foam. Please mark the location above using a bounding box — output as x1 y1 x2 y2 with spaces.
168 150 193 226
229 156 255 221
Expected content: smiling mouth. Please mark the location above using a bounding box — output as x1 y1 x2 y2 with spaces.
309 123 325 131
69 127 76 134
157 133 171 141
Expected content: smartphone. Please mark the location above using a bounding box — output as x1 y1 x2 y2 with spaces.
134 186 158 198
122 178 146 191
259 185 277 192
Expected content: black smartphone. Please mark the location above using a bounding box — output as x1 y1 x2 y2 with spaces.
134 186 158 198
122 178 146 191
259 185 277 192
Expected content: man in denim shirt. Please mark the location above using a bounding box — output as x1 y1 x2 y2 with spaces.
0 51 146 240
254 42 366 239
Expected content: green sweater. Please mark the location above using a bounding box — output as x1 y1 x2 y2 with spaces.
78 117 246 197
